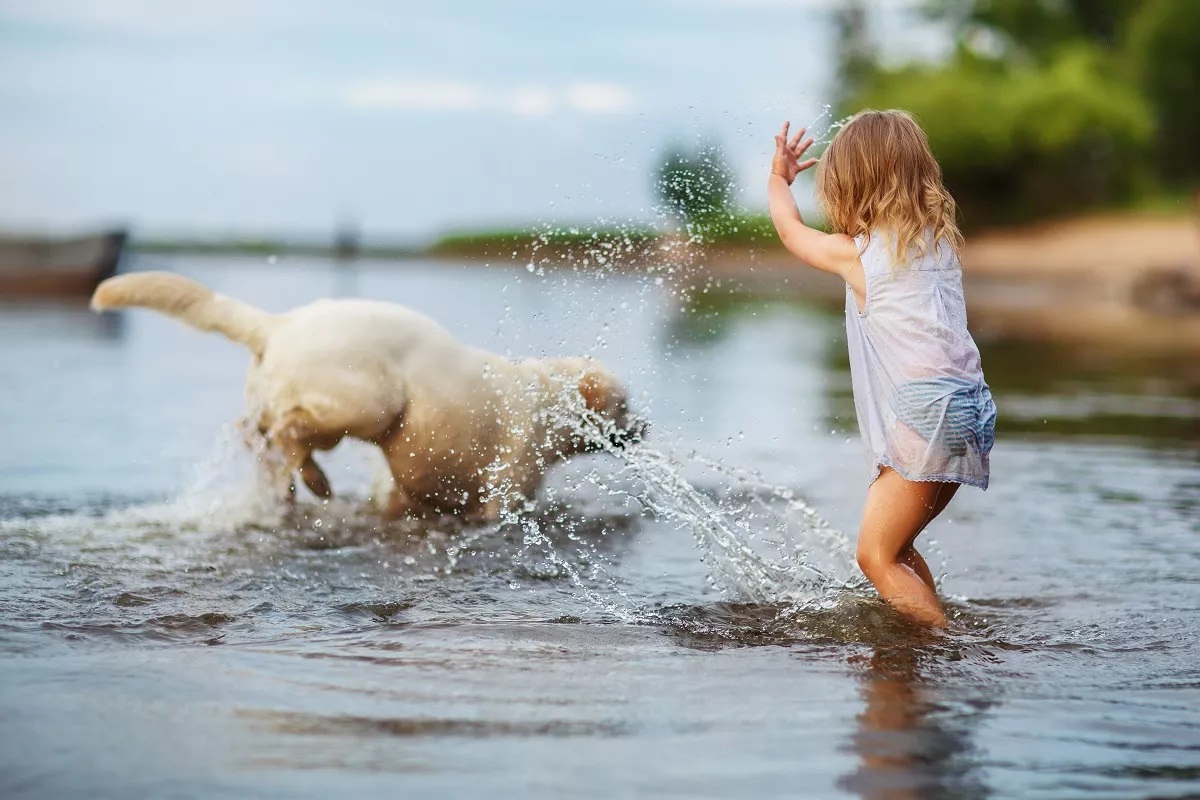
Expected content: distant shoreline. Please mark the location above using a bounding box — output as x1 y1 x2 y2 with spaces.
697 212 1200 352
130 213 783 264
130 210 1200 351
134 238 423 260
132 208 1198 269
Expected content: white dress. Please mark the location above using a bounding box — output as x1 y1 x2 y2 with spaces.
844 230 996 489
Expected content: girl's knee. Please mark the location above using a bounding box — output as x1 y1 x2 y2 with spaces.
856 541 892 577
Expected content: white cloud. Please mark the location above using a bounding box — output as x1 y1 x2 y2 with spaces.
343 80 484 112
342 79 637 117
505 86 556 117
564 83 634 115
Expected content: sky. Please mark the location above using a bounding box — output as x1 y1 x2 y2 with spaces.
0 0 948 243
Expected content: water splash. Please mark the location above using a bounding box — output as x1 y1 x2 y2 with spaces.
473 389 868 620
0 422 287 542
798 104 857 148
468 109 872 616
624 444 862 605
0 379 864 635
3 139 867 620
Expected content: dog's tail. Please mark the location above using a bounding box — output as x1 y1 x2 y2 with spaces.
91 271 276 358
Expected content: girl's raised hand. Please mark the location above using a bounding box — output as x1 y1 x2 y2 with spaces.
771 122 817 185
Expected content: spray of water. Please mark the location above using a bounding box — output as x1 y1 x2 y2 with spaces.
447 380 868 626
1 105 875 629
454 103 867 618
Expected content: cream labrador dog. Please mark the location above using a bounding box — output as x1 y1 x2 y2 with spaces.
91 272 642 521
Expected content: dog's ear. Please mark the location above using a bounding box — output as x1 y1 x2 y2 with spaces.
577 368 612 413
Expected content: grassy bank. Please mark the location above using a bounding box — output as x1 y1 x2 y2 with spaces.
131 200 1192 264
426 225 657 261
426 213 794 261
134 237 421 259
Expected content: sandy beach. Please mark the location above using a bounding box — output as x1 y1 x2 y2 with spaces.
697 213 1200 352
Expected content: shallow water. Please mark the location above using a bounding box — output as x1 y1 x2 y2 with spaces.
2 255 1199 798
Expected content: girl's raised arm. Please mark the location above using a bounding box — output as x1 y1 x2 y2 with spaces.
767 122 861 286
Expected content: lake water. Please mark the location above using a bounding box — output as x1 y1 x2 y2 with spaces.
2 255 1199 799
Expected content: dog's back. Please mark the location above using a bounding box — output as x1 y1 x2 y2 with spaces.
251 297 494 445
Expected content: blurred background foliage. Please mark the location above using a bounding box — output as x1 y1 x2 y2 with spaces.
655 142 737 232
836 0 1200 228
652 142 783 246
454 0 1200 252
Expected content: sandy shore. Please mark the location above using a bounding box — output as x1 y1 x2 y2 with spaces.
417 211 1200 351
698 213 1200 352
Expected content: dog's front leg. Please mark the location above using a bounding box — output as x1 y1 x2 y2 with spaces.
261 411 329 504
383 485 419 521
237 414 270 454
476 461 539 523
299 455 332 500
235 414 299 501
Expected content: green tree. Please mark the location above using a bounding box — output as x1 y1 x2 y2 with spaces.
833 0 871 103
927 0 1137 56
654 142 737 238
849 44 1151 226
837 0 1157 226
1126 0 1200 186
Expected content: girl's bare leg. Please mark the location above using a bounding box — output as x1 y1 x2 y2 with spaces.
899 547 936 594
897 483 958 594
856 468 958 627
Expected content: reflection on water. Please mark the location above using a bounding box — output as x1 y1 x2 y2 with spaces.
1 256 1199 798
0 299 125 340
841 646 991 799
671 286 1200 446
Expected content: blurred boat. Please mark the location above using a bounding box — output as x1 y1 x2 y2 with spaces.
0 230 127 298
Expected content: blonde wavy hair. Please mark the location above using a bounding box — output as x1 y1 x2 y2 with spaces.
815 109 963 267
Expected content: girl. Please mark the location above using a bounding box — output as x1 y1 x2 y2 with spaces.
767 110 996 627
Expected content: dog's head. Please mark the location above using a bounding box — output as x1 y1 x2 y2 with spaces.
545 357 646 453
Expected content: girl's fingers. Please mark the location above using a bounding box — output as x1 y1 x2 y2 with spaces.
779 121 790 141
788 126 806 149
797 157 818 171
794 137 815 156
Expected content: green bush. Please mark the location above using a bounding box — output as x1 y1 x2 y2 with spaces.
846 43 1152 226
654 143 738 240
1126 0 1200 185
832 0 1200 226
